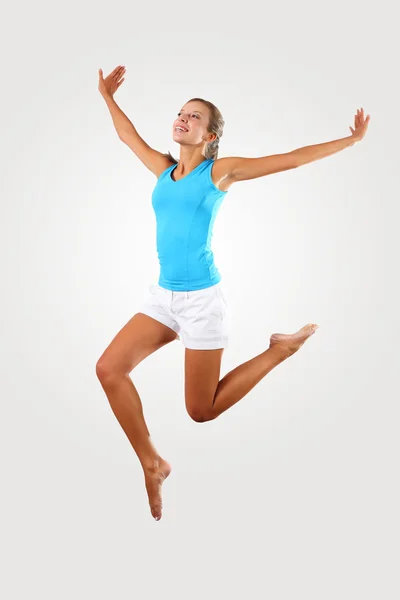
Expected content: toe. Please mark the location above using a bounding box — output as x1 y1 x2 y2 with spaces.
151 503 162 520
152 510 162 521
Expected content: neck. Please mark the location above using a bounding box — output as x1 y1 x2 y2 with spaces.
176 149 207 173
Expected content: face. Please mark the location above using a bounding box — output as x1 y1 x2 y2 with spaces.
172 102 216 147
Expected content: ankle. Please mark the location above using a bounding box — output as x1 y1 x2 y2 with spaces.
267 344 291 361
143 457 164 474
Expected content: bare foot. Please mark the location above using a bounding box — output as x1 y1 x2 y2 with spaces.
269 323 319 357
144 459 172 521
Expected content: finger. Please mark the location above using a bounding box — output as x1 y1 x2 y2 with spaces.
117 68 126 81
114 66 125 80
98 68 103 79
350 126 354 134
117 78 125 87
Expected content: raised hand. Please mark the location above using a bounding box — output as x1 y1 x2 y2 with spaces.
349 107 371 142
98 65 126 98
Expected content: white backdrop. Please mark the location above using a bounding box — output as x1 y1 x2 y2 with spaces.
1 0 398 598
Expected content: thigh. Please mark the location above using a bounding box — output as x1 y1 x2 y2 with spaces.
184 347 224 418
96 312 178 379
177 283 229 350
141 284 181 339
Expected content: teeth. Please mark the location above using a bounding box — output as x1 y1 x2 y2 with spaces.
176 127 187 132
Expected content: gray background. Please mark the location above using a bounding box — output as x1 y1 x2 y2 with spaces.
1 0 398 598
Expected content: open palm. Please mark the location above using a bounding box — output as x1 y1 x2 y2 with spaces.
98 65 126 98
349 107 370 142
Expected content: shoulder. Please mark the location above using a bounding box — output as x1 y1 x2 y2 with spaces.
156 157 176 179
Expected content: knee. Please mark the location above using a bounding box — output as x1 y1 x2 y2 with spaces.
95 360 121 385
186 406 215 423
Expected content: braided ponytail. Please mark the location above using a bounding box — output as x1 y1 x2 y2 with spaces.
205 135 220 160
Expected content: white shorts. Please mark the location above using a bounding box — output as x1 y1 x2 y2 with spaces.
139 282 230 350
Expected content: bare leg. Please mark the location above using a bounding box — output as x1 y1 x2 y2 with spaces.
211 323 319 419
96 312 178 521
97 371 171 521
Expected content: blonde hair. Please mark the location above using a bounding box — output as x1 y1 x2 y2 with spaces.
165 97 225 164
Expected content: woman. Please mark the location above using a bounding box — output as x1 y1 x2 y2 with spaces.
96 65 370 521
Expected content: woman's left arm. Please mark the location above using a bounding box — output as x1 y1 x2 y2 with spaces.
223 107 371 182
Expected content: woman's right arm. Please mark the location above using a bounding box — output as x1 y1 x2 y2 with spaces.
98 66 172 177
102 92 138 140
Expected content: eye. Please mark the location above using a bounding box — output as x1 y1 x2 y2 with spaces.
177 112 199 118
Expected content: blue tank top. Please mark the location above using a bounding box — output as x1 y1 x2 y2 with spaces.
151 158 228 291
